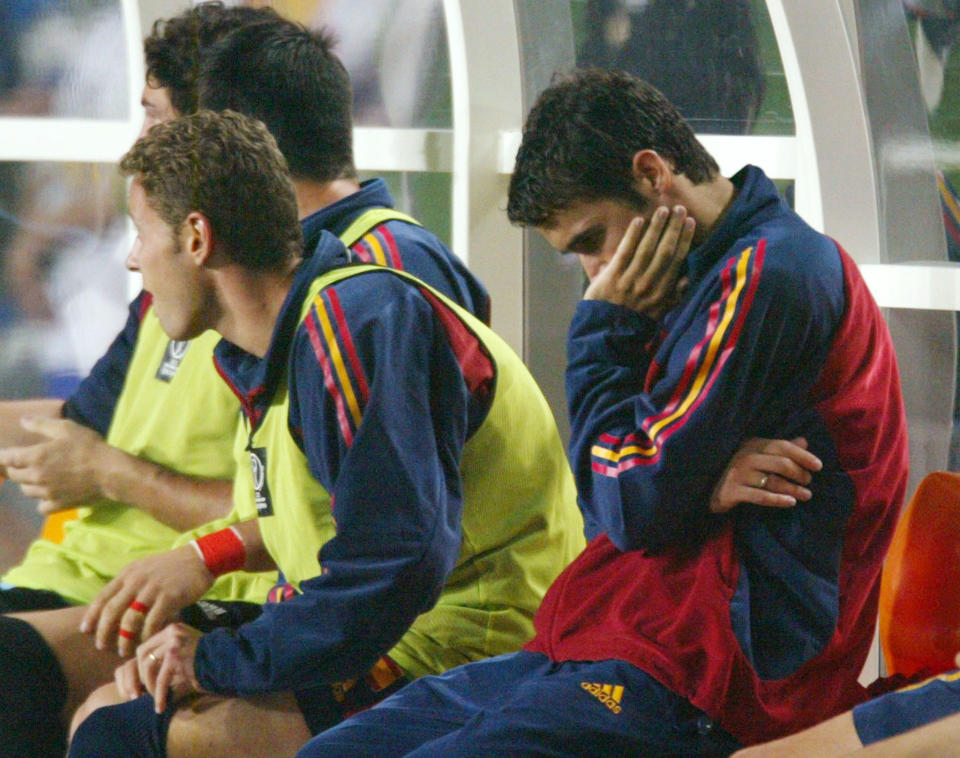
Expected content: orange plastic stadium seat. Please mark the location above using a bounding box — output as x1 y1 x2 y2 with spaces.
879 471 960 677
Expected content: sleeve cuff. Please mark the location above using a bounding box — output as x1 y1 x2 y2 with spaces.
853 670 960 745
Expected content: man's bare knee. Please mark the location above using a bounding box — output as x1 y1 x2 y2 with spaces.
167 692 312 758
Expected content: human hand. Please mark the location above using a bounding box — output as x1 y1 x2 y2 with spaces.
710 437 823 514
0 416 112 513
115 622 205 713
583 205 695 319
80 543 215 656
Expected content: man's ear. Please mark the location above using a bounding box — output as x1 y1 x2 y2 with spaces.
630 150 673 199
181 211 214 266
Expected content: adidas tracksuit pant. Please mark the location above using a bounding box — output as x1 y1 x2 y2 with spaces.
296 650 741 757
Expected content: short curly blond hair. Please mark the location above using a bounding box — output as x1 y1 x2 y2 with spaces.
120 109 302 270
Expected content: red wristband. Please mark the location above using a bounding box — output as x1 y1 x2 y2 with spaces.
192 527 246 577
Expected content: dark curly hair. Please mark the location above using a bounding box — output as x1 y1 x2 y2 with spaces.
507 68 719 228
120 110 302 271
143 2 280 115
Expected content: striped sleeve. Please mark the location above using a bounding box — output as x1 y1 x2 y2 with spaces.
350 226 404 269
588 244 764 478
206 272 470 692
303 287 371 448
566 239 826 551
937 171 960 261
854 669 960 746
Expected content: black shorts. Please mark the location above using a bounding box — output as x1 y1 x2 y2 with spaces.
0 585 72 613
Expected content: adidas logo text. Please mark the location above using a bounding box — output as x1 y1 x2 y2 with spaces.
581 682 623 714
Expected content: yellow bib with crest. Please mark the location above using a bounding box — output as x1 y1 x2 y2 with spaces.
4 312 277 604
232 263 584 678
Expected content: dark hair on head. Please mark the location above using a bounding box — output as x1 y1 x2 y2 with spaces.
143 1 281 115
119 110 302 270
198 19 354 182
507 68 720 228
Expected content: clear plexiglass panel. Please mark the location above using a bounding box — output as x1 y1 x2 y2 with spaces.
567 0 795 136
0 0 128 119
362 171 453 245
899 1 960 469
0 161 130 398
0 159 130 571
247 0 452 128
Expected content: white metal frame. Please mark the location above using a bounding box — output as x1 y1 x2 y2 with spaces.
766 0 960 312
0 0 144 162
441 0 525 351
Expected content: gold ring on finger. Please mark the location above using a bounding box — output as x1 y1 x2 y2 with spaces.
758 473 769 490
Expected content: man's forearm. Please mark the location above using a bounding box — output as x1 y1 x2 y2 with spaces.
733 711 861 757
97 447 233 532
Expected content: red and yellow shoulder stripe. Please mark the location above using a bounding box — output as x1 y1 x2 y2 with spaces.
351 225 404 269
591 241 766 477
303 287 370 447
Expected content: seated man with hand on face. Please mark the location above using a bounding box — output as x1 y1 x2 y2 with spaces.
294 67 909 758
67 110 583 758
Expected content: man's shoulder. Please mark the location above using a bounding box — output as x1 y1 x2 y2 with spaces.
297 266 435 341
374 215 450 254
729 217 842 290
695 218 846 330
